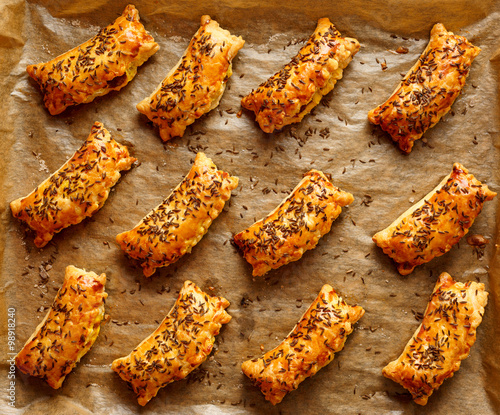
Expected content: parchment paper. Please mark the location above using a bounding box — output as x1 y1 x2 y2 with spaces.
1 1 499 414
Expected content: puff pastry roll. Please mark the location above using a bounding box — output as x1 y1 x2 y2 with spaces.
242 284 364 405
136 15 244 141
26 4 159 115
15 265 107 389
116 152 238 277
233 170 353 277
368 23 480 153
373 163 495 275
241 18 359 133
383 272 488 405
112 280 231 406
10 122 136 248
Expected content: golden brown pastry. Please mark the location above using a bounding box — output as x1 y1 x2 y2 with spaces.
26 4 159 115
373 163 496 275
383 272 488 405
233 170 353 277
116 152 238 277
112 280 231 406
242 284 364 405
241 18 360 133
368 23 480 153
136 15 244 141
10 122 136 248
15 265 107 389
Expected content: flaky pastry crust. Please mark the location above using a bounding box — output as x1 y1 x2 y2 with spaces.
10 121 136 248
15 265 107 389
373 163 496 275
383 272 488 405
368 23 480 153
241 18 359 133
116 152 238 277
112 280 231 406
26 4 159 115
233 170 353 277
242 284 364 405
137 15 244 141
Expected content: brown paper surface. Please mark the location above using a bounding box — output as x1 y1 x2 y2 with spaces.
1 0 499 413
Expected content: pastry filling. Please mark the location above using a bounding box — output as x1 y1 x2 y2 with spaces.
295 67 342 121
107 73 128 88
75 305 105 364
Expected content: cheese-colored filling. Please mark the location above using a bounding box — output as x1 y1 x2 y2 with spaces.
75 304 106 364
293 66 343 122
209 63 233 111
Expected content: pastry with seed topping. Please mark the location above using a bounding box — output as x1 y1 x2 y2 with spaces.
116 152 238 277
112 280 231 406
15 265 107 389
233 170 353 277
242 284 364 405
368 23 480 153
383 272 488 405
373 163 496 275
137 15 244 141
10 121 136 248
26 4 159 115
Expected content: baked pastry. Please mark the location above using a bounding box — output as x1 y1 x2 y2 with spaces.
233 170 353 277
116 152 238 277
241 18 360 133
383 272 488 405
10 122 136 248
15 265 107 389
373 163 496 275
26 4 159 115
136 15 244 141
368 23 480 153
112 280 231 406
242 284 364 405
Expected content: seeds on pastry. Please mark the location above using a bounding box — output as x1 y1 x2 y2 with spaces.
383 272 488 405
15 266 107 389
241 18 360 133
116 152 238 277
368 23 480 153
373 163 496 275
26 5 159 115
136 15 245 141
241 284 364 405
112 280 231 406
